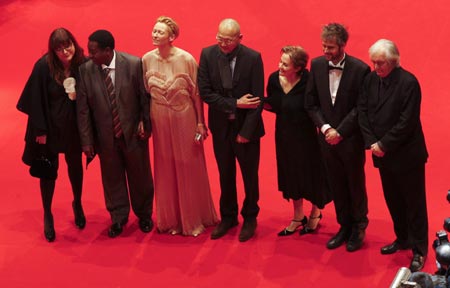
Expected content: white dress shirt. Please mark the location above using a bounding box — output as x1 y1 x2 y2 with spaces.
320 54 346 135
101 50 117 85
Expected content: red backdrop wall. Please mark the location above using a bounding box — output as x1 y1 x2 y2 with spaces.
1 0 449 287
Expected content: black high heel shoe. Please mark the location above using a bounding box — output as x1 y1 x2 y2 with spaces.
299 213 322 235
72 201 86 229
44 214 55 242
277 216 307 236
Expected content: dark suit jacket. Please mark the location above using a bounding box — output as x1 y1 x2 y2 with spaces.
197 44 265 141
305 55 370 143
77 51 151 153
358 67 428 171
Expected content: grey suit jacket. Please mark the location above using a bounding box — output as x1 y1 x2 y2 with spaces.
77 51 150 153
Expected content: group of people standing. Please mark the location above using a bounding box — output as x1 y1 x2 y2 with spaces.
17 17 429 272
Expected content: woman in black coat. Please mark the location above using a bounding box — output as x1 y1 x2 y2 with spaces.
264 46 331 236
17 28 87 242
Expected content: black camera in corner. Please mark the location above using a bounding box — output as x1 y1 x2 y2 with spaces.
433 190 450 281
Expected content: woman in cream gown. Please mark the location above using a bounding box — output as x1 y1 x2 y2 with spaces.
142 16 217 236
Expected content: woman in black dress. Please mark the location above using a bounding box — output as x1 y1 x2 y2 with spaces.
264 46 330 236
17 28 87 242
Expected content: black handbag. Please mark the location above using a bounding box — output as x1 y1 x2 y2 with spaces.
29 154 57 180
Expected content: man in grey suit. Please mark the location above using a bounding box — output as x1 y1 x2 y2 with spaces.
198 19 264 242
77 30 154 238
305 23 370 252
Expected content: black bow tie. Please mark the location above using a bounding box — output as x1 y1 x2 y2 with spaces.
329 65 343 71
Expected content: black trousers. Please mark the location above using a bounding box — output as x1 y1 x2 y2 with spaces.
320 138 369 230
379 164 428 256
98 137 154 224
212 127 260 221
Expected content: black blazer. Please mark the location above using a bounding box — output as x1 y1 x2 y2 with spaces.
197 44 265 141
358 67 428 171
305 55 370 141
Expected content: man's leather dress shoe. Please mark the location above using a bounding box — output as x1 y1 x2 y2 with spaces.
410 253 426 272
138 219 154 233
346 228 365 252
326 227 350 249
108 219 128 238
210 219 238 240
239 219 257 242
380 241 408 255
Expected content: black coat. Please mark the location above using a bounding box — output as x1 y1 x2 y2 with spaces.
17 55 81 165
358 67 428 171
197 44 265 141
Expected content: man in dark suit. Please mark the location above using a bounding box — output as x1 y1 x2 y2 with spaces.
305 23 370 252
77 30 154 238
358 39 428 272
198 18 264 242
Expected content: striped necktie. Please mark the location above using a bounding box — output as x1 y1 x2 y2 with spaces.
103 68 123 138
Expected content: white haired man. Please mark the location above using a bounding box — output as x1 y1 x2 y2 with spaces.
358 39 429 272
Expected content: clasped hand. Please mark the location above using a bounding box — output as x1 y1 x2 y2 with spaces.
371 143 385 157
325 128 342 145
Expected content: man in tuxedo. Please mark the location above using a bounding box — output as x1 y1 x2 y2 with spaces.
358 39 428 272
305 23 369 252
198 18 264 242
77 30 154 238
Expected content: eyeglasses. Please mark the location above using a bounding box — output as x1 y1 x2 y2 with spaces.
216 34 239 45
55 42 73 53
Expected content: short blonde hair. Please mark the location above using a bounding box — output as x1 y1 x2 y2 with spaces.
156 16 180 39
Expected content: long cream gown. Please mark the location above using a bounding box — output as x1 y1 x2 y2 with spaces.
142 47 218 236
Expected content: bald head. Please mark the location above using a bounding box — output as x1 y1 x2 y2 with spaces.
218 18 241 35
216 18 242 54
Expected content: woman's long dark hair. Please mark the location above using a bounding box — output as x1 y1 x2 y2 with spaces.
47 28 85 84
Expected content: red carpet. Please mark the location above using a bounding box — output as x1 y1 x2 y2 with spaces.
1 0 450 287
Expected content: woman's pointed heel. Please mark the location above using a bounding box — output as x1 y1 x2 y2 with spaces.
277 216 307 236
299 213 322 235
